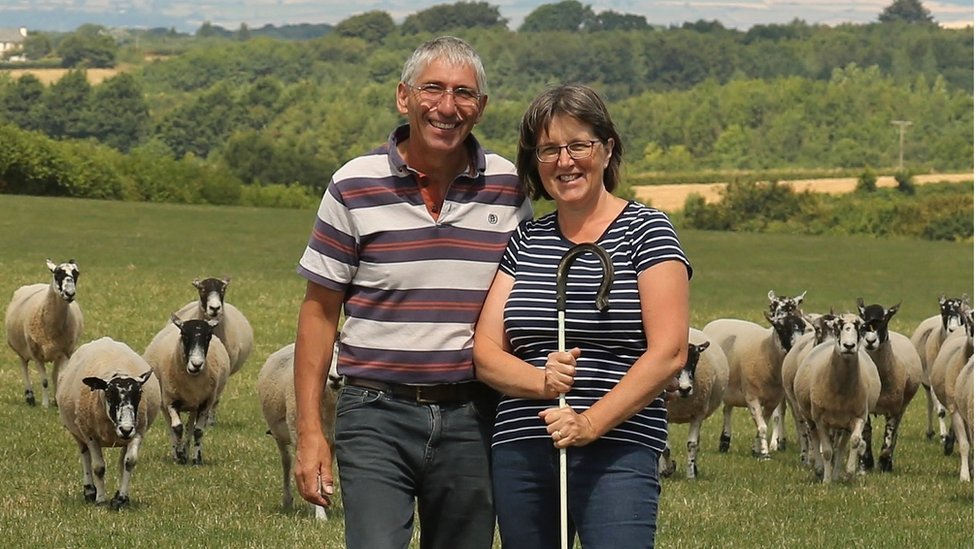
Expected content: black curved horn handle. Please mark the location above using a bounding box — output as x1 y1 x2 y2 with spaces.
556 243 613 312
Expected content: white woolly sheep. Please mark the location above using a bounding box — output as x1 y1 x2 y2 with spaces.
953 358 974 481
5 259 84 407
257 342 340 519
855 298 923 473
781 312 839 466
659 329 729 479
704 310 807 460
910 294 969 442
793 313 881 484
930 310 974 479
56 337 160 509
143 314 229 465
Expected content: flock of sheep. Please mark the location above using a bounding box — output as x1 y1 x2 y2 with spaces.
2 258 973 516
661 290 975 485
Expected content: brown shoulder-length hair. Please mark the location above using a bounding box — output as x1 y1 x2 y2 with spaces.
516 84 623 201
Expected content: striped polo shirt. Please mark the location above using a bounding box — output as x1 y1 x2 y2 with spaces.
297 125 533 384
493 201 692 452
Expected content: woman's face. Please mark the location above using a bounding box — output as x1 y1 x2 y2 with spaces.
536 114 613 206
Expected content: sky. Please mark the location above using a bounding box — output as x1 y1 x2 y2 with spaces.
0 0 972 33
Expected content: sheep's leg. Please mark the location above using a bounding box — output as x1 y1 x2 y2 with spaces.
166 405 187 464
837 430 855 482
860 416 874 472
923 383 936 439
277 439 294 509
76 438 96 502
814 427 831 484
745 398 770 460
112 436 142 510
718 405 733 452
86 440 108 504
49 355 68 409
658 441 676 478
769 401 786 452
190 405 210 465
687 417 703 479
16 357 35 406
789 400 810 466
878 415 901 472
935 386 953 452
846 417 866 480
33 361 50 408
951 411 972 482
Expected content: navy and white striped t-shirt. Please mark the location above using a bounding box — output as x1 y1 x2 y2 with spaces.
298 125 533 384
493 201 692 452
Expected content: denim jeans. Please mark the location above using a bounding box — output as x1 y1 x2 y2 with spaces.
335 384 495 549
492 439 661 549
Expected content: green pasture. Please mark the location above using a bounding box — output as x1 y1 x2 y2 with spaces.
0 194 972 547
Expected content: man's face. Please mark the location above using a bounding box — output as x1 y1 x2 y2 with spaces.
396 58 487 157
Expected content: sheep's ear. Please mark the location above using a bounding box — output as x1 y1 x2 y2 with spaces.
222 276 231 287
762 310 774 325
46 258 57 272
137 370 153 385
887 302 901 319
82 377 108 392
939 294 947 305
856 297 865 314
767 290 776 301
697 341 710 352
170 313 184 329
795 290 807 304
191 279 204 289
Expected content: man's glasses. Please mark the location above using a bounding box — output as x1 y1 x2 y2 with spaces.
407 83 483 108
535 140 601 163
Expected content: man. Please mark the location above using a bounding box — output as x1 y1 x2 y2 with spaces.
292 36 532 549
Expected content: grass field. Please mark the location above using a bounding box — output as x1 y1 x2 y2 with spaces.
0 194 972 547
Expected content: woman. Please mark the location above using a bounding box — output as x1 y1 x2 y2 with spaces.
473 84 692 548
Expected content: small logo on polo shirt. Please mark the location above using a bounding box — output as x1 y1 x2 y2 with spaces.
488 213 498 225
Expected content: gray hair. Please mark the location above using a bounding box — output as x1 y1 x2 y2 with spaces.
400 36 488 95
517 84 624 201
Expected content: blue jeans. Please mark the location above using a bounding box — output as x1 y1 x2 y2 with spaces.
335 385 495 549
492 439 661 549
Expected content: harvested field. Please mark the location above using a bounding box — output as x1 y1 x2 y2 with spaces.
633 172 974 212
2 67 123 85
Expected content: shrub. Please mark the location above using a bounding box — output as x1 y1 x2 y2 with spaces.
894 170 916 194
856 168 877 192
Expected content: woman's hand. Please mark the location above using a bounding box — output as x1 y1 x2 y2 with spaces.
543 347 581 399
539 406 599 448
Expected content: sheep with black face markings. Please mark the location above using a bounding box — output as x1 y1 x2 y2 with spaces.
174 277 253 376
56 337 160 509
793 313 881 484
930 309 974 479
659 328 729 479
704 310 807 460
257 342 340 518
143 314 229 465
5 259 84 407
910 294 968 442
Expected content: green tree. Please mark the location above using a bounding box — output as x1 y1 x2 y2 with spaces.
57 24 118 68
87 73 150 152
237 23 251 41
37 70 92 139
590 11 649 31
519 1 595 32
22 32 53 60
401 2 507 34
334 11 396 43
155 82 246 159
0 74 44 130
878 0 935 24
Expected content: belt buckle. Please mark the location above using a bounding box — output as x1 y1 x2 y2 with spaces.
415 386 438 404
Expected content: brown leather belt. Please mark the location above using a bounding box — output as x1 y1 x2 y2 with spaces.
344 376 486 404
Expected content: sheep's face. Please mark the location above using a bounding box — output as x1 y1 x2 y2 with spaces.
811 314 840 344
940 295 967 333
834 315 863 355
192 278 229 319
856 299 899 351
174 318 219 374
82 371 152 440
47 259 80 303
768 310 807 352
677 341 709 397
768 290 806 320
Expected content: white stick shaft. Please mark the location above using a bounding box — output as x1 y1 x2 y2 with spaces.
558 310 569 549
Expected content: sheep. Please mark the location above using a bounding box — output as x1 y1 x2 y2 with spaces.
855 298 923 473
953 358 974 481
764 290 808 451
174 277 253 425
929 309 974 479
703 310 807 460
768 290 807 319
793 313 881 484
143 314 230 465
659 329 729 480
257 342 341 518
781 312 839 466
4 259 84 407
910 294 969 442
55 337 160 509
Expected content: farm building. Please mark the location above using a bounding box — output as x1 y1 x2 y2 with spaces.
0 27 27 61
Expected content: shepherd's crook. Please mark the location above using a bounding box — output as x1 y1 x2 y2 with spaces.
555 243 613 549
